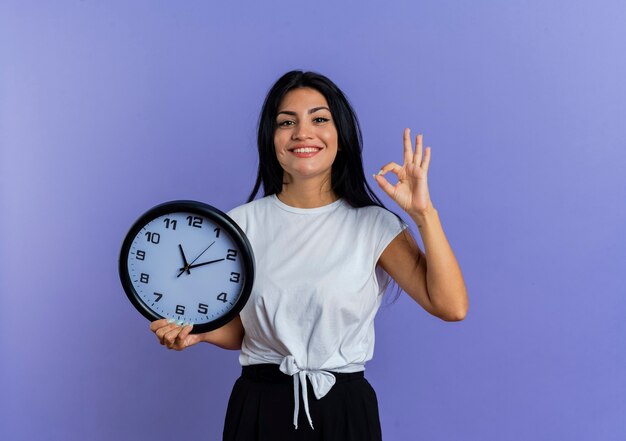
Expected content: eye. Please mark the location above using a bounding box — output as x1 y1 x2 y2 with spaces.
313 117 330 123
277 120 294 127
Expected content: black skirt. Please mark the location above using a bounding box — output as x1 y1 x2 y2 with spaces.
223 363 383 441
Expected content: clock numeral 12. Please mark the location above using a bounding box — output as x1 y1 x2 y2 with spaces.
186 216 203 228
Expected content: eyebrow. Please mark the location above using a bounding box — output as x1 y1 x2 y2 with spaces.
276 106 330 116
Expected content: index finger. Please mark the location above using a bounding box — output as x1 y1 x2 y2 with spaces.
150 318 171 332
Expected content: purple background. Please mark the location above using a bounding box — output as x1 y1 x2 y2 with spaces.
1 1 625 440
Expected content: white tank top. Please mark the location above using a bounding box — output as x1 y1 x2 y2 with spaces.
227 194 406 430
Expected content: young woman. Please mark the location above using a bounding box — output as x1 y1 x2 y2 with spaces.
150 71 468 440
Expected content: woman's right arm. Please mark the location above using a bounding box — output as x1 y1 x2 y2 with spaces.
150 315 245 351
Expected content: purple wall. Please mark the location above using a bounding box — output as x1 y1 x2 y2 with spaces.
2 1 625 440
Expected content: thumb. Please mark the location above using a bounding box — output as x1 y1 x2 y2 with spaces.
180 325 200 347
185 335 200 347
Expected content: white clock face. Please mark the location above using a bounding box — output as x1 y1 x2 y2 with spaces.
126 211 246 325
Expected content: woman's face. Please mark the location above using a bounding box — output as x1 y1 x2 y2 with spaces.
274 87 339 185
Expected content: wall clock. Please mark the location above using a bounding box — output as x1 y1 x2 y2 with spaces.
118 200 254 334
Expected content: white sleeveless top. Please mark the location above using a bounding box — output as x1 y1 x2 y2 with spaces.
227 194 406 430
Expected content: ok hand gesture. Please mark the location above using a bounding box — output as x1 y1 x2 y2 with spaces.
373 128 434 218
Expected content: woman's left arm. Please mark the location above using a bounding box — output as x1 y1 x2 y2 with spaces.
374 128 468 321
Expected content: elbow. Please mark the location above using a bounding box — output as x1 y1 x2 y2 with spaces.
442 309 467 322
437 299 469 322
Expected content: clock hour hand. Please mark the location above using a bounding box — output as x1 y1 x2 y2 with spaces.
181 258 225 271
178 244 191 275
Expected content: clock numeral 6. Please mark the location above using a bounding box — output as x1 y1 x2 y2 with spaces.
176 305 185 315
140 273 149 283
217 292 228 303
186 216 203 228
136 250 146 260
229 272 240 283
145 232 160 244
226 249 237 261
198 303 208 314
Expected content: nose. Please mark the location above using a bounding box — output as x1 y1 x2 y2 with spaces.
291 121 312 140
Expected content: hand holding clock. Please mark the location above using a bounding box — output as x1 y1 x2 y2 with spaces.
150 314 245 351
150 318 198 351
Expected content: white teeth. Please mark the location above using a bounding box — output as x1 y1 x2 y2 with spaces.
292 147 321 153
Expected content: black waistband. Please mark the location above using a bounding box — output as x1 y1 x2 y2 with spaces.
241 363 365 384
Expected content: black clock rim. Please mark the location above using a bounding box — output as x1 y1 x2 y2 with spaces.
118 200 255 334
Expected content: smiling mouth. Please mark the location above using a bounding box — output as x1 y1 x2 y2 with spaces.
290 148 321 154
288 146 323 153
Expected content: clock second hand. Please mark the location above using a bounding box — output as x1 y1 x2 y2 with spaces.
177 240 216 278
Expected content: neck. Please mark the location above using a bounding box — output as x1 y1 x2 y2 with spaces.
277 174 338 208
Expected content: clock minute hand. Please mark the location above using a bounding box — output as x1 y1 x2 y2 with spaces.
182 258 225 271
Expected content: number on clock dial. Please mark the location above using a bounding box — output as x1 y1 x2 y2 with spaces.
145 232 160 243
187 216 202 228
163 218 177 230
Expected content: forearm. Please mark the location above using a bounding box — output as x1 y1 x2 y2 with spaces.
411 206 468 321
201 315 245 350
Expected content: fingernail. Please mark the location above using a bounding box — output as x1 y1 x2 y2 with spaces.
377 170 383 175
167 318 175 324
183 322 190 327
176 320 184 326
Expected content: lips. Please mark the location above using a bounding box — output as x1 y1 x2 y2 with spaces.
288 145 323 153
288 145 322 158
